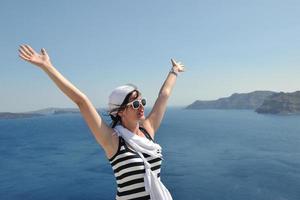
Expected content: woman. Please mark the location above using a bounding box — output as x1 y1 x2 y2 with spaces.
18 44 185 200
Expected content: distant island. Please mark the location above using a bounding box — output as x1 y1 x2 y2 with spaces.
186 91 276 110
0 112 44 119
256 91 300 114
186 90 300 115
0 107 102 120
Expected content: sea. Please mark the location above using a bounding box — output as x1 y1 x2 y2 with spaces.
1 108 300 200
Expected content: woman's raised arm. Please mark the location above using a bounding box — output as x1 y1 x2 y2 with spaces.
143 59 185 139
18 44 86 105
18 44 114 151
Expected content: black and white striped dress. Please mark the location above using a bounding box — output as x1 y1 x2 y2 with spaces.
108 127 162 200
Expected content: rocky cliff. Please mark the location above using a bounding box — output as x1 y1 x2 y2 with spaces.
186 91 276 110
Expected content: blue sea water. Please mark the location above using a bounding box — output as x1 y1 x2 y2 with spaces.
1 108 300 200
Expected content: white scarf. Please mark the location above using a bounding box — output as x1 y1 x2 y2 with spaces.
114 125 173 200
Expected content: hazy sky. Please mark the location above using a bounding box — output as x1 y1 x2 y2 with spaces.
1 0 300 112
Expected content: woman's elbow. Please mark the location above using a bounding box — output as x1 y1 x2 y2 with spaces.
159 89 170 98
75 94 88 107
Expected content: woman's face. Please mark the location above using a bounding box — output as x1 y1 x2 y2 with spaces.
118 91 145 122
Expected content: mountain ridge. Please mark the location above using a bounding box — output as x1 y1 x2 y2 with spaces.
186 90 276 110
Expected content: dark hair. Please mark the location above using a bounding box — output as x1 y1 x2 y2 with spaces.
110 89 140 128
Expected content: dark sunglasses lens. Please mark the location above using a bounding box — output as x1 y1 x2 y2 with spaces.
141 99 146 106
132 101 140 109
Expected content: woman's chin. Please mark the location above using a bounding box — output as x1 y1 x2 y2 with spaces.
137 113 145 120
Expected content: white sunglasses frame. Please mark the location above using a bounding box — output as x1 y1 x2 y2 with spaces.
126 98 147 109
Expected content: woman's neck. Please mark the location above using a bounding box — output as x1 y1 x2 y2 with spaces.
122 120 140 134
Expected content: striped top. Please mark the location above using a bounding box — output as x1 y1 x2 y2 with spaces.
108 127 162 200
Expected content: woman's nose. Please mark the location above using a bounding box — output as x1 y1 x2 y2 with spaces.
138 104 144 111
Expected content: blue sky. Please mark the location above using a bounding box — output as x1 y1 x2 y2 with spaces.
1 0 300 112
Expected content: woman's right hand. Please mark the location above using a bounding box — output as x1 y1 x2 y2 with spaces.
18 44 52 69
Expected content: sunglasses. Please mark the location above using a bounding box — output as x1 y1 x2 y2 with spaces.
126 98 146 109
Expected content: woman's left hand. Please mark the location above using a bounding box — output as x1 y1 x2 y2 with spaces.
171 58 185 73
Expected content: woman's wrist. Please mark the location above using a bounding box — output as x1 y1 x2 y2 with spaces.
39 61 53 70
169 67 179 76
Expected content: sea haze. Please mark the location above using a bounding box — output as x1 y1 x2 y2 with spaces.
1 108 300 200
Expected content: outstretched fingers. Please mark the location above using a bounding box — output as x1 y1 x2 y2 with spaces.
181 65 186 71
171 58 186 72
19 53 30 61
19 45 32 57
25 44 35 55
180 62 186 71
18 48 31 61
